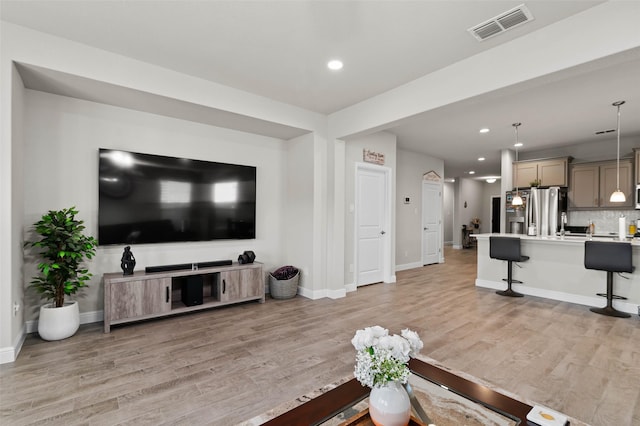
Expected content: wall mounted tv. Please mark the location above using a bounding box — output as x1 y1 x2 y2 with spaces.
98 149 256 245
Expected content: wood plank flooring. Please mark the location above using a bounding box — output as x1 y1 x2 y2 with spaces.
2 247 639 425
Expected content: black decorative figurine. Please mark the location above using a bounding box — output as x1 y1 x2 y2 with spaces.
121 246 136 275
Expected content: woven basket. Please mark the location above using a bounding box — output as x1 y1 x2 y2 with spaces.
269 271 300 299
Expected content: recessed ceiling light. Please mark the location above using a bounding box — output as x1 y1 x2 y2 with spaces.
327 59 343 70
469 171 475 175
479 128 490 133
514 142 523 147
478 157 485 161
486 178 497 183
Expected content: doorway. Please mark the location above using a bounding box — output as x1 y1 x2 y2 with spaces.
491 196 501 233
422 181 442 265
355 163 392 286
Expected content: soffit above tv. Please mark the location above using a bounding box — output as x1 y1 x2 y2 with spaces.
15 62 310 141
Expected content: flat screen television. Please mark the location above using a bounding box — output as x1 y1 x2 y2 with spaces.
98 149 256 245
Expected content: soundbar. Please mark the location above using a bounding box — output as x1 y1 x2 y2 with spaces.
145 263 192 273
145 260 233 273
197 260 233 268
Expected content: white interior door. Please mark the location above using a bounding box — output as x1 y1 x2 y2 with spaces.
422 182 442 265
356 166 389 286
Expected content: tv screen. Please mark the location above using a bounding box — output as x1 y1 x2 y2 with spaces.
98 149 256 245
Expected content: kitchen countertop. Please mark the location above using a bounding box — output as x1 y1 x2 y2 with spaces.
472 233 640 245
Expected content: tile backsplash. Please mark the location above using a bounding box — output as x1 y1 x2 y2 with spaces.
568 210 639 234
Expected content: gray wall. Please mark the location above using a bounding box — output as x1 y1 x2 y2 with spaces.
396 149 444 268
443 182 454 244
519 135 640 164
22 90 289 321
454 178 484 248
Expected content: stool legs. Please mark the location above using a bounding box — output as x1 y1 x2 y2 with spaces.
496 260 524 297
590 271 630 318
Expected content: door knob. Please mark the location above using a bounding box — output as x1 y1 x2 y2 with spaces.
424 227 428 230
380 230 386 235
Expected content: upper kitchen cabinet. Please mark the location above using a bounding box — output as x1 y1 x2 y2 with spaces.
635 148 640 184
569 158 633 209
513 157 570 188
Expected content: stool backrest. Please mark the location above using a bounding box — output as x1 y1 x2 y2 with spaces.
489 236 522 262
584 241 633 273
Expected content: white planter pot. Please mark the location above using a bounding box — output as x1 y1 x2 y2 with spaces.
369 381 411 426
38 301 80 341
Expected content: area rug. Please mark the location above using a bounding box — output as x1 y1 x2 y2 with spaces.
241 354 589 426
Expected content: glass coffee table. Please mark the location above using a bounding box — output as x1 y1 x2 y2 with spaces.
261 358 533 426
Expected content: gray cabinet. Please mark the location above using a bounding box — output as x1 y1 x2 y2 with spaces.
513 157 569 188
635 148 640 184
569 159 633 209
104 262 264 332
106 278 171 322
220 267 264 302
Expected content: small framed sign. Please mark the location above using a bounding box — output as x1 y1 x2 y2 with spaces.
363 149 385 165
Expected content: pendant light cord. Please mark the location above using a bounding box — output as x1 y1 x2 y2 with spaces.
610 100 625 203
515 126 518 194
513 123 521 195
616 103 621 190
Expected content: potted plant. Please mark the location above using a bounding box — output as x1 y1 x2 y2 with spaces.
24 207 97 340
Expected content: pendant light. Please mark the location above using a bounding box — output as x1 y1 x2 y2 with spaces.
511 123 523 206
610 100 626 203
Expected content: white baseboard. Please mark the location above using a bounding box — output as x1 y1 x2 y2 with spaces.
395 262 422 271
3 311 104 365
452 244 462 250
475 279 639 315
0 347 16 364
25 309 104 334
296 286 347 300
345 282 357 293
0 324 27 364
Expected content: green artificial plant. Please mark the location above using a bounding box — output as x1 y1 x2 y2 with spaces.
24 207 98 308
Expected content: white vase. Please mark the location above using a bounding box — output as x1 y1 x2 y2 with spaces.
38 301 80 341
369 381 411 426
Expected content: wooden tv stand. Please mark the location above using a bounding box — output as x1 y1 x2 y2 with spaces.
103 262 264 333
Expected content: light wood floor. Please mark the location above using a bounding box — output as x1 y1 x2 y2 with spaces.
2 247 639 425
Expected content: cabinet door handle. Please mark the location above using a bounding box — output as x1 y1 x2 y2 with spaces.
223 279 226 294
166 286 170 303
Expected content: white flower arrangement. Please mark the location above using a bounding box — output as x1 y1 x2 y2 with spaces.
351 325 424 388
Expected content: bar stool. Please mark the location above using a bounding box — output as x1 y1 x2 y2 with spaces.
584 240 633 318
489 236 529 297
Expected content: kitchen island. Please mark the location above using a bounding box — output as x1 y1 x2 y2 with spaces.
473 233 640 315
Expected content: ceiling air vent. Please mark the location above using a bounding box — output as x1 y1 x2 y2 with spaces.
468 4 534 41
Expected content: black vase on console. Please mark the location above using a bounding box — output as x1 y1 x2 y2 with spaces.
121 246 136 275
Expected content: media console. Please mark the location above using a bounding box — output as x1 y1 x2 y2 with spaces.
103 262 264 333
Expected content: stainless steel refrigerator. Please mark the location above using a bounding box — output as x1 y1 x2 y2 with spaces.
527 187 567 237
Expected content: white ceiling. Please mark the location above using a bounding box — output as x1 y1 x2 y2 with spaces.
2 0 640 180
